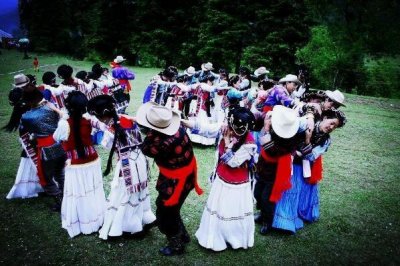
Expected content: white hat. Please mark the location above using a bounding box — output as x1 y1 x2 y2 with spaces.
325 90 346 107
279 74 301 85
201 62 214 71
184 66 196 76
136 102 181 136
13 74 30 88
271 105 300 139
254 66 270 77
113 55 126 63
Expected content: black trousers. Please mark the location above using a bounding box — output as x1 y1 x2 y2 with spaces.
254 159 278 226
155 174 194 238
41 156 66 196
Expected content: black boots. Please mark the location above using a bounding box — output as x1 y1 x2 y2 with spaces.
260 223 269 235
50 194 63 212
159 235 184 256
179 222 190 244
254 212 263 224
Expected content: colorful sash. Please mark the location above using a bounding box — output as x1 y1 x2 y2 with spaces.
35 135 56 186
260 149 292 203
157 156 203 206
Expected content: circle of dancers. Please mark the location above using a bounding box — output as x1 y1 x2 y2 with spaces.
4 58 347 256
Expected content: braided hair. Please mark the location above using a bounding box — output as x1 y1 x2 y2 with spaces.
87 95 126 175
65 91 88 158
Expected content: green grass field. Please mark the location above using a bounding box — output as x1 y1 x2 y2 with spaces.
0 50 399 265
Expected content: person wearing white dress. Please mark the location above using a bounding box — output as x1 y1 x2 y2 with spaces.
183 107 257 251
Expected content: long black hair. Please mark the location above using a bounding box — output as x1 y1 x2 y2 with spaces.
65 91 88 158
3 88 28 132
87 95 126 175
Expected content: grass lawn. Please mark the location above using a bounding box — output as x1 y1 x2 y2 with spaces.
0 49 399 265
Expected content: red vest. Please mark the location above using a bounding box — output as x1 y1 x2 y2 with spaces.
216 133 254 184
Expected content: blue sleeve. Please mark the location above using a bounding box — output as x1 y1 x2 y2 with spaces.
304 138 331 162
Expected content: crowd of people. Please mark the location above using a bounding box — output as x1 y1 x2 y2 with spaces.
4 57 347 256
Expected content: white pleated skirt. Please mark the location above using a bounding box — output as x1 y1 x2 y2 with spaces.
195 175 254 251
99 150 156 240
187 110 217 146
6 157 43 199
61 158 106 238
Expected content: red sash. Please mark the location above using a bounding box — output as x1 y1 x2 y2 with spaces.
260 149 292 203
36 136 56 186
308 156 323 184
262 105 273 113
119 79 132 92
157 157 203 206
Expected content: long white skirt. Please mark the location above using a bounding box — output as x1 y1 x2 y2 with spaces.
61 158 106 238
195 175 254 251
99 150 156 240
6 157 43 199
187 109 217 146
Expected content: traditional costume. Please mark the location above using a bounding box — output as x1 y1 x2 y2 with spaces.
191 108 257 251
137 102 203 256
99 115 155 239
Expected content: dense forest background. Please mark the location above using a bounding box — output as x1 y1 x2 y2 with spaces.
18 0 400 98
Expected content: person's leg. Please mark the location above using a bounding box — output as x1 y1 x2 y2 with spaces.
156 175 194 255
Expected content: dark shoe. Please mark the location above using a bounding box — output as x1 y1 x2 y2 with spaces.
159 246 184 256
50 194 62 212
254 212 263 224
143 220 158 232
260 224 269 235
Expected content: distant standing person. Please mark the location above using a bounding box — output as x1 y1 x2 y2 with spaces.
110 55 135 102
33 57 39 72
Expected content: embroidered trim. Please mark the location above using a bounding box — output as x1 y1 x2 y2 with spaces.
205 205 253 221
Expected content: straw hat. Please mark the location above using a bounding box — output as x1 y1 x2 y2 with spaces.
136 102 181 136
278 74 301 85
13 74 30 88
325 90 346 107
254 66 270 77
184 66 196 76
201 62 214 71
271 105 300 139
113 55 126 63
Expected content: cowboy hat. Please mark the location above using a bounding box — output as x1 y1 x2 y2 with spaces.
271 105 300 139
184 66 196 76
13 74 30 88
278 74 301 85
254 66 270 77
201 62 214 71
113 55 126 63
136 102 181 136
325 90 346 107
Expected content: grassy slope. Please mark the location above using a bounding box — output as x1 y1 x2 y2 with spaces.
0 50 399 265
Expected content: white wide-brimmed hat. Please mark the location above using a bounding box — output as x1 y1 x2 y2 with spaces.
201 62 214 71
278 74 301 85
136 102 181 136
254 66 270 77
271 105 300 139
113 55 126 63
13 74 30 88
184 66 196 76
325 90 346 107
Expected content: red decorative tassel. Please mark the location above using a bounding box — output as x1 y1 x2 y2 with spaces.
308 156 323 184
269 153 292 203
